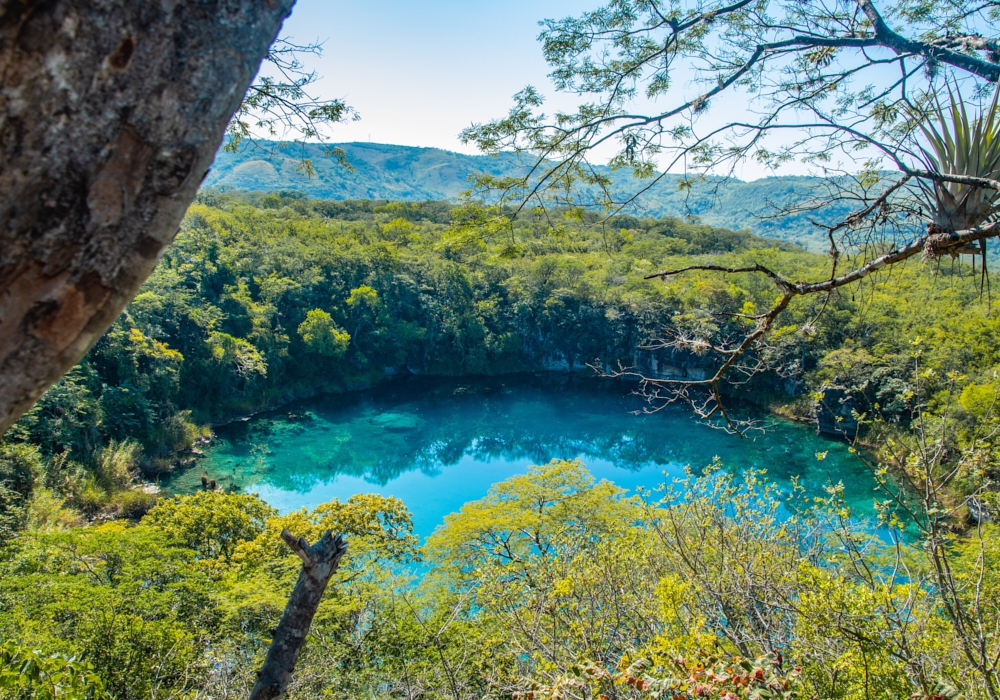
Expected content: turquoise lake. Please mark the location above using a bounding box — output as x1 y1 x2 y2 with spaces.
168 374 877 538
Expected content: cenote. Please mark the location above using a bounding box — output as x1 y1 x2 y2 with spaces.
166 374 877 538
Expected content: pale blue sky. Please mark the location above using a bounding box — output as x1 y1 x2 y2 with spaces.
274 0 830 180
278 0 589 153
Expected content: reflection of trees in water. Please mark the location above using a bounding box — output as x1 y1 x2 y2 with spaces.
213 377 687 491
207 376 873 506
459 428 665 472
366 401 682 485
265 421 672 490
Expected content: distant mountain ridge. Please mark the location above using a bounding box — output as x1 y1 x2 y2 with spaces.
205 141 857 250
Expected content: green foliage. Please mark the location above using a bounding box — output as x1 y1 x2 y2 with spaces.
143 491 277 561
0 452 996 698
0 522 211 700
298 309 350 357
346 284 380 310
93 440 140 492
0 491 422 700
0 641 106 700
419 462 972 699
426 458 641 573
9 367 100 459
960 380 1000 420
0 444 43 539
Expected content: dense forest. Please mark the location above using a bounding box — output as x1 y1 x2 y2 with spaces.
3 191 1000 699
3 189 996 517
206 141 856 251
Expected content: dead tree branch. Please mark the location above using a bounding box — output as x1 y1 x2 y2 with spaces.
617 220 1000 433
249 530 348 700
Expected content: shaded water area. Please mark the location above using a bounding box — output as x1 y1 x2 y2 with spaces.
167 374 878 538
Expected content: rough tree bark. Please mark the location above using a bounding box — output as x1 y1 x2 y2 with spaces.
250 529 348 700
0 0 295 434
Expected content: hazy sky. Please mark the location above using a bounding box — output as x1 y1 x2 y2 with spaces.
275 0 819 180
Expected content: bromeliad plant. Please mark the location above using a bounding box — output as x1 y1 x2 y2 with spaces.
916 86 1000 244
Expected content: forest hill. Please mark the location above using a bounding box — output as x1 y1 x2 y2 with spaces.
3 189 999 522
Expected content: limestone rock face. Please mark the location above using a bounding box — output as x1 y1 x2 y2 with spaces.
0 0 293 433
815 385 861 438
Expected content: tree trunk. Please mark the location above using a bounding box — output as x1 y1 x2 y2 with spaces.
0 0 294 434
250 529 348 700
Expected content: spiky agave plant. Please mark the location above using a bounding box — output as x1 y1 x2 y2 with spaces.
917 84 1000 239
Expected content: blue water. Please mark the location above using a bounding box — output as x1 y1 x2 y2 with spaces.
168 374 877 538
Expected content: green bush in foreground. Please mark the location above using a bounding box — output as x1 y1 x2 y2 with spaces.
0 641 105 700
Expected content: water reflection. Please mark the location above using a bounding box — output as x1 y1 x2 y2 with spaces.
166 374 877 536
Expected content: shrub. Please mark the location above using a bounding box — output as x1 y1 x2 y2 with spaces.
95 440 141 491
144 410 198 459
116 489 159 521
0 443 44 537
297 308 350 357
142 491 277 561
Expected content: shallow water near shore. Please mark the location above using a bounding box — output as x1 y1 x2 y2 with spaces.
166 374 877 538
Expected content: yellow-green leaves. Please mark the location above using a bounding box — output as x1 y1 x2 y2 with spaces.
233 493 419 576
959 381 1000 420
207 331 268 378
142 491 276 562
297 309 350 358
346 285 380 310
0 641 107 700
424 458 641 571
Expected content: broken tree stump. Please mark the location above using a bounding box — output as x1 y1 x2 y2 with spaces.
249 529 348 700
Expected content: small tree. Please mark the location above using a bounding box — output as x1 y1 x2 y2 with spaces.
298 309 351 358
